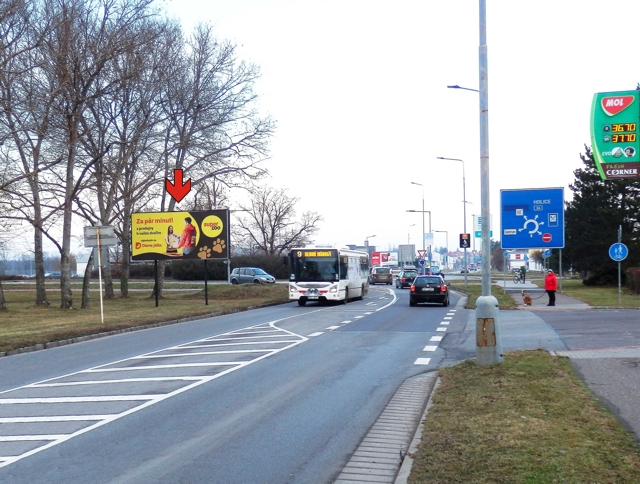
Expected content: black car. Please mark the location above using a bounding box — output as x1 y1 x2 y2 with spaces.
409 275 449 307
395 269 419 289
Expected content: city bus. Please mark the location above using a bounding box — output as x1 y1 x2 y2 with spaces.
288 247 369 306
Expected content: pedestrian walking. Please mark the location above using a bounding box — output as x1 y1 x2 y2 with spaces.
545 269 557 306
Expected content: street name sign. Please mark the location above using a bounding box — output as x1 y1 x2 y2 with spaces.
591 90 640 180
84 226 118 247
501 188 565 250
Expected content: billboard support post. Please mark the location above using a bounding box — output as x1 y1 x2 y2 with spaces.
204 260 209 306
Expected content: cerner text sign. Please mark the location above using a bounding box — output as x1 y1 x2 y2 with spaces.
500 188 564 250
591 90 640 180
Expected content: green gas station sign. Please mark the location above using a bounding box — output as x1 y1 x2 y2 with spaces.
590 90 640 180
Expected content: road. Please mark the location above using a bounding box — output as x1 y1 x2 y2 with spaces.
0 285 461 483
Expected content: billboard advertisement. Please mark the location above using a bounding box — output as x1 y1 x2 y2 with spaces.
591 90 640 179
131 210 229 261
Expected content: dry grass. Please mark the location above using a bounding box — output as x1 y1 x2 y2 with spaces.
409 350 640 483
0 284 289 353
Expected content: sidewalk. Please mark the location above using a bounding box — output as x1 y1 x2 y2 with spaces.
496 279 590 310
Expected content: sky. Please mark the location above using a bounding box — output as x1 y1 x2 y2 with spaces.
160 0 640 255
11 0 640 260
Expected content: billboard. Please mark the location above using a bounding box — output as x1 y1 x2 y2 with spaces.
591 90 640 179
131 210 229 260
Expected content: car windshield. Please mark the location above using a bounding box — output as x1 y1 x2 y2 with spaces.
376 268 391 274
253 269 268 275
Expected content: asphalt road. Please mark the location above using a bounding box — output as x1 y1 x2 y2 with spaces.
0 285 462 483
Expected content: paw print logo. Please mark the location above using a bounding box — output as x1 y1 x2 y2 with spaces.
212 238 226 253
197 246 212 259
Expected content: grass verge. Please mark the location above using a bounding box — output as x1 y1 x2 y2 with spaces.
409 350 640 483
533 278 640 308
0 284 289 353
448 281 518 310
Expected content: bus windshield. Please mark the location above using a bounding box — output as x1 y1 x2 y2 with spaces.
289 249 342 282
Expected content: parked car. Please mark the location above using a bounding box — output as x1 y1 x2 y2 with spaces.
409 275 449 307
395 269 419 289
44 272 61 278
229 267 276 284
369 267 393 285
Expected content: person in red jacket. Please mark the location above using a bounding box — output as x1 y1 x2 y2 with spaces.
544 269 557 306
178 217 197 255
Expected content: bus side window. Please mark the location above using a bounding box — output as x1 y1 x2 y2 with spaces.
340 258 348 279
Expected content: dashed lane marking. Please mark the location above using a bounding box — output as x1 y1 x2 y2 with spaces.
414 358 431 365
308 332 324 337
430 336 443 342
422 346 438 352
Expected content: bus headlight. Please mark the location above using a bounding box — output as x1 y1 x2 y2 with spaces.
328 285 338 293
289 285 298 293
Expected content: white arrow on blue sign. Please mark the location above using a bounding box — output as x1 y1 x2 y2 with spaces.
609 243 628 261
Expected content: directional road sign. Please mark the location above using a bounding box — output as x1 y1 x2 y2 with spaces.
501 188 565 250
543 249 552 258
609 243 628 261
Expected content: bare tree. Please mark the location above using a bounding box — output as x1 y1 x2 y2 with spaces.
0 0 58 306
152 23 275 297
236 187 322 255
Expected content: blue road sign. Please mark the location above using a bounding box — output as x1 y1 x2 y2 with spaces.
501 188 565 249
609 243 628 261
419 259 425 265
543 249 552 258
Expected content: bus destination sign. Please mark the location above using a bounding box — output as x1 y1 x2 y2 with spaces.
297 250 334 258
590 90 640 180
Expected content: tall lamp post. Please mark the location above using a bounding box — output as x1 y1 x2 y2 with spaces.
365 235 376 256
410 182 425 255
437 157 467 288
445 1 501 365
433 230 448 269
406 209 431 272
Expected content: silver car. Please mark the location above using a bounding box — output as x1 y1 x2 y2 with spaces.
230 267 276 284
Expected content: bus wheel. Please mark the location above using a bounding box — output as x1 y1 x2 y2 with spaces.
342 288 349 304
298 299 306 306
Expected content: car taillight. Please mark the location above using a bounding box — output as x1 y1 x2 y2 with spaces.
410 285 415 292
441 284 447 292
401 277 406 282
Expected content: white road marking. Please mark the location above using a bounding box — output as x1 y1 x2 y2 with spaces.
436 327 447 332
308 332 324 337
326 326 340 331
0 320 308 469
430 336 443 342
354 316 364 319
414 358 431 365
444 317 452 320
340 321 351 324
440 321 449 325
422 346 438 352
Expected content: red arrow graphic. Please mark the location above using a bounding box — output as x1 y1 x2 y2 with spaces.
165 169 191 203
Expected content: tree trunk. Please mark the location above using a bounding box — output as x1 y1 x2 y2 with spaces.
34 223 49 307
0 281 6 310
81 250 94 309
120 215 131 298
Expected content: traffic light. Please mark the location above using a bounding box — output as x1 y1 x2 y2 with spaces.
459 233 470 249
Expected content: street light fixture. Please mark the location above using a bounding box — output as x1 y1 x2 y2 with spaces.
437 157 468 288
447 84 479 93
365 234 376 245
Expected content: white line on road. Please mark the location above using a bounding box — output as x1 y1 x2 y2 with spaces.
422 346 438 352
414 358 431 365
308 332 324 337
430 336 443 342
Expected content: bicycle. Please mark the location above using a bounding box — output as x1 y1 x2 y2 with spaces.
513 272 524 283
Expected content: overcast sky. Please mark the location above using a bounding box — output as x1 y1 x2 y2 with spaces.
162 0 640 254
19 0 640 259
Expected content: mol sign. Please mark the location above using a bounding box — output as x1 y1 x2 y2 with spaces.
591 90 640 180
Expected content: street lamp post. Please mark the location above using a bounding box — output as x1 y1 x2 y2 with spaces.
407 224 415 245
406 209 431 272
437 157 468 288
445 1 501 365
433 230 448 269
365 235 376 255
410 182 425 255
